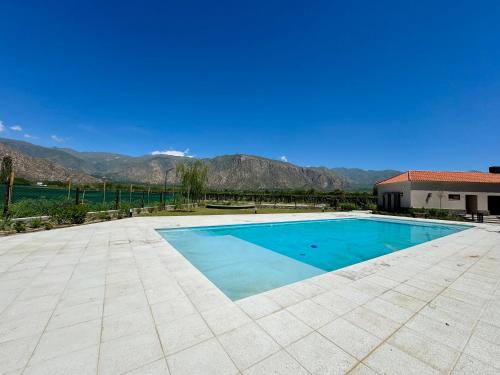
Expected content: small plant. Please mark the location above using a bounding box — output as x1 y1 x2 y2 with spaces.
97 211 112 221
29 218 43 228
339 202 358 211
0 216 12 231
13 221 26 233
44 221 54 230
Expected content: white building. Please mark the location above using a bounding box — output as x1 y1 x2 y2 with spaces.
376 170 500 214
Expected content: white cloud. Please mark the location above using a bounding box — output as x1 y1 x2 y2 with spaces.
24 134 36 139
151 148 193 157
10 125 22 131
0 121 5 132
280 155 288 162
50 134 65 143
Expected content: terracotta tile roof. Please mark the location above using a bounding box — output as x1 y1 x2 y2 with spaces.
377 170 500 185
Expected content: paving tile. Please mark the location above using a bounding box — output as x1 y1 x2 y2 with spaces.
98 332 164 374
101 308 156 342
473 321 500 345
30 319 101 363
405 313 470 351
387 326 460 372
151 296 196 325
286 332 357 375
420 302 477 331
364 343 440 375
463 335 500 369
1 294 60 320
167 338 237 375
344 306 400 340
0 335 39 373
287 299 337 329
124 358 170 375
0 310 52 343
311 290 359 315
329 285 373 305
23 345 98 375
201 303 251 335
451 353 498 374
257 309 312 346
243 350 309 375
218 322 280 370
103 290 149 317
392 282 437 302
145 283 184 305
289 280 325 298
157 313 213 355
264 287 304 308
348 363 378 374
364 297 414 324
236 294 281 320
318 318 381 360
379 290 426 312
46 301 103 331
188 288 232 312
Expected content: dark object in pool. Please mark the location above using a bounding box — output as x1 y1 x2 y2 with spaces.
299 253 305 256
310 244 317 248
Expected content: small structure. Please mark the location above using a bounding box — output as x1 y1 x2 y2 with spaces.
376 168 500 214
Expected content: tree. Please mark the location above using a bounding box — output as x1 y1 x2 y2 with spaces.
1 156 14 216
176 160 208 210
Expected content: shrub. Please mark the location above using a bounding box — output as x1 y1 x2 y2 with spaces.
338 202 358 211
29 218 43 228
97 211 112 221
49 203 89 224
44 221 54 230
13 221 26 233
0 217 12 231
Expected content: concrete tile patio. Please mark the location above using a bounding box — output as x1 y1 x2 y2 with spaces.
0 212 499 374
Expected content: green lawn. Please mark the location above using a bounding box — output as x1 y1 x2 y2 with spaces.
140 206 328 216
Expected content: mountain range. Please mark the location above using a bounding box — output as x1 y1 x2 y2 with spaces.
0 138 399 191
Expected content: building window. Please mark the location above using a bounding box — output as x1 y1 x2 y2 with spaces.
448 194 460 201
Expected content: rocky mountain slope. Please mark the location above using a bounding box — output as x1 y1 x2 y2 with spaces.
0 138 398 190
0 142 99 184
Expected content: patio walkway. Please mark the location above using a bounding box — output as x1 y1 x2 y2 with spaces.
0 213 499 374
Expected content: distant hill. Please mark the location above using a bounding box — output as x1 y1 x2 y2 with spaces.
0 141 99 184
0 138 399 191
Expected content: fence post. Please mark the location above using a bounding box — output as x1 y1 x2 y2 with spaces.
141 191 145 208
115 189 121 210
67 179 71 200
75 187 80 205
3 170 14 217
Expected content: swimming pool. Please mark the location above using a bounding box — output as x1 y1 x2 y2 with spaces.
158 218 469 300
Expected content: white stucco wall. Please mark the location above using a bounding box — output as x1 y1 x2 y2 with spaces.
377 181 411 208
377 180 500 212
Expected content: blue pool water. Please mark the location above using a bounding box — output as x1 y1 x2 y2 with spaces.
158 218 469 300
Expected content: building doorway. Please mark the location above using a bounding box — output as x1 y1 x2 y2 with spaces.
488 196 500 215
466 195 478 214
383 192 401 212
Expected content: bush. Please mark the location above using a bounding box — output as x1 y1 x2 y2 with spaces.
44 221 54 230
97 211 112 221
29 218 43 228
338 202 358 211
10 199 59 218
0 217 12 231
13 221 26 233
49 203 89 224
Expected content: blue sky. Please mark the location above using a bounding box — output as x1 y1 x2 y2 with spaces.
0 1 499 171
